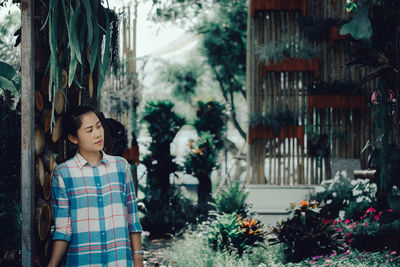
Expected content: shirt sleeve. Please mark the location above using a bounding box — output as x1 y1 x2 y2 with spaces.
51 167 72 242
125 162 142 233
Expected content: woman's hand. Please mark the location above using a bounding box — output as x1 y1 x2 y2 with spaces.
133 254 144 267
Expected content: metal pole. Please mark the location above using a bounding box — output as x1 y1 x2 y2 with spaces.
21 0 35 266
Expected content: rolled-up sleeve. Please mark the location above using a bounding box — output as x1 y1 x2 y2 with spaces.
51 168 72 242
125 163 142 233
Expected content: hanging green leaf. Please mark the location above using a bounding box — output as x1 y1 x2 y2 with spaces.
97 7 111 96
340 1 373 42
82 0 93 45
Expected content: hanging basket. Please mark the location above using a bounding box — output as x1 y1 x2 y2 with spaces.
263 58 319 78
329 25 349 45
249 125 305 146
308 95 366 114
251 0 307 16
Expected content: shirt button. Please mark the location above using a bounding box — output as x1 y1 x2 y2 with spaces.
102 232 105 235
99 198 102 202
97 183 100 186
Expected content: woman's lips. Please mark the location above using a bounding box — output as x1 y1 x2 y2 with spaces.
95 140 103 145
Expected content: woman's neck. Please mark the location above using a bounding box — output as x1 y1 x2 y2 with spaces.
78 150 102 166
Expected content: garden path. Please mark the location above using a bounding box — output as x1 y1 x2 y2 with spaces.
143 238 174 267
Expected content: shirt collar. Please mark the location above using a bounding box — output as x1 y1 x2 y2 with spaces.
74 150 110 168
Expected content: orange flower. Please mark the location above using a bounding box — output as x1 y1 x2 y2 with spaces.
195 148 201 155
249 219 256 228
300 200 308 206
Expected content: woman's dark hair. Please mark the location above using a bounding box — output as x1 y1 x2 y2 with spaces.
63 105 97 138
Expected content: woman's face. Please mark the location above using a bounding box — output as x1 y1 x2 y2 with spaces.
69 111 104 154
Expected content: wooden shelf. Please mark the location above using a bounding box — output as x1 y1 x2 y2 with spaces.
308 94 366 114
263 57 319 78
249 125 305 146
251 0 307 17
329 25 349 46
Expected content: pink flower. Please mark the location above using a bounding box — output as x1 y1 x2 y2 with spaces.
366 207 376 214
374 215 379 221
391 251 397 255
344 219 351 224
364 222 367 227
388 209 393 212
357 256 362 261
310 260 315 264
337 227 342 233
346 232 352 238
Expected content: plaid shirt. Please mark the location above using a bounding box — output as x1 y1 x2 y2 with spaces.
52 152 142 266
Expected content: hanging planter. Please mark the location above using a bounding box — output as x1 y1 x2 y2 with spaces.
263 57 319 78
249 125 305 146
307 94 366 114
251 0 307 17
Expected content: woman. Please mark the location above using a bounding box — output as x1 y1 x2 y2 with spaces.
48 106 143 267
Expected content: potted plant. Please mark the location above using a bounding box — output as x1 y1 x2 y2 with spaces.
296 15 349 45
257 35 319 77
306 81 366 113
251 0 307 17
249 108 304 145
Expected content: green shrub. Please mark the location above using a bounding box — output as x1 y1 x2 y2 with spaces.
269 200 342 263
214 182 250 217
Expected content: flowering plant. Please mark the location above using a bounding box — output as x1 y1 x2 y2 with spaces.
207 213 264 256
269 200 342 263
309 175 377 220
334 207 400 251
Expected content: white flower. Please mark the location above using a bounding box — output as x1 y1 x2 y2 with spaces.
352 188 362 196
332 192 337 197
315 186 325 193
339 210 346 220
326 199 332 204
356 196 363 203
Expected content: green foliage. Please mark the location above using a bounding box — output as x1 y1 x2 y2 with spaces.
193 100 226 149
306 80 364 95
249 108 299 131
158 60 203 102
306 127 330 158
140 100 188 238
46 0 115 125
184 101 226 204
257 35 319 64
168 229 278 267
340 0 374 42
207 213 264 256
309 176 377 220
269 201 342 263
0 94 21 260
0 9 20 69
214 182 249 217
139 187 196 239
0 61 20 110
297 15 343 41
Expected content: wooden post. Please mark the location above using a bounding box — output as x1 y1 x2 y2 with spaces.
21 0 35 266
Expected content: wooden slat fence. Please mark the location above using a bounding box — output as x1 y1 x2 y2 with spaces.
247 0 376 185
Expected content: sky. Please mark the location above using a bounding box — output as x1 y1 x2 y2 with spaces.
109 0 187 57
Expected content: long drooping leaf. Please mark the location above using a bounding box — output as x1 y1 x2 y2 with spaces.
97 8 111 96
82 0 93 45
89 17 100 74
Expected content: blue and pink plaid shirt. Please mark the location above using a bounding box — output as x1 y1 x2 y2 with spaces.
52 152 142 266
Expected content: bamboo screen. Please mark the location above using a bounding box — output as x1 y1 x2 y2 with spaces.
246 0 375 185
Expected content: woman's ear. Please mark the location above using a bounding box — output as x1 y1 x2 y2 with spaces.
68 134 79 145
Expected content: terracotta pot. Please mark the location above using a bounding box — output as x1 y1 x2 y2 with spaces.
251 0 307 16
249 125 305 146
329 25 349 45
263 58 319 78
308 95 366 114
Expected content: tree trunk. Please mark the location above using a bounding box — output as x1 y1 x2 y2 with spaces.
197 172 212 205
